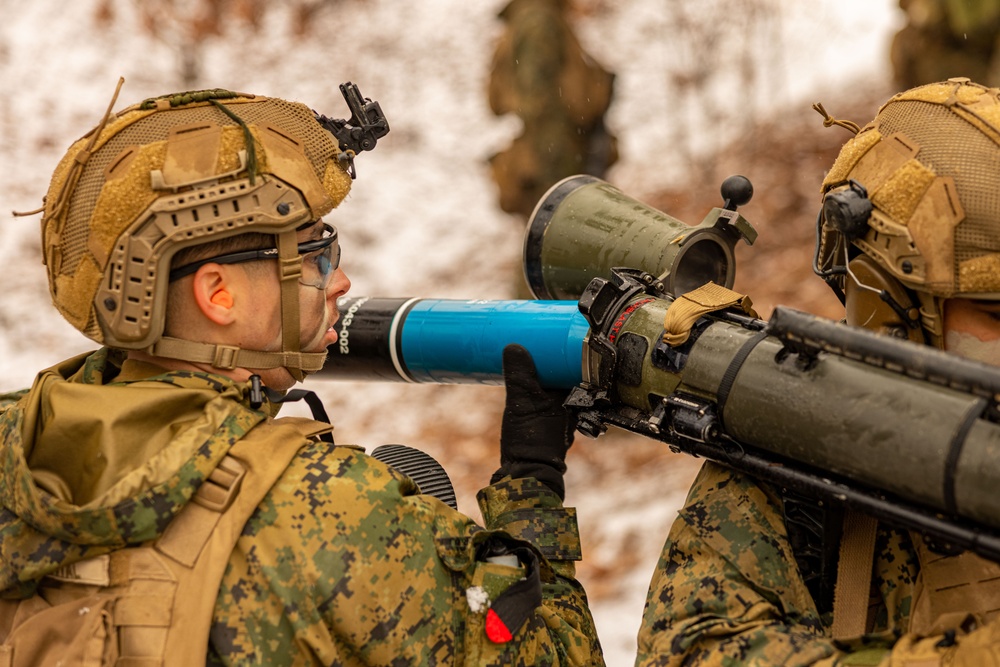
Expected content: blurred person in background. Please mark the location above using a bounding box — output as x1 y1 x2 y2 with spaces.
893 0 1000 88
487 0 618 223
0 84 603 666
637 78 1000 666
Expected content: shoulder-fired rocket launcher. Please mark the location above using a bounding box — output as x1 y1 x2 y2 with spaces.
318 175 1000 562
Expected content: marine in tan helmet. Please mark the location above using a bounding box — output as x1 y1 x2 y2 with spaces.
637 78 1000 666
41 84 357 389
817 77 1000 364
0 82 602 665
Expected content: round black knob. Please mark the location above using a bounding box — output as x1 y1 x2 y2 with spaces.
721 175 753 210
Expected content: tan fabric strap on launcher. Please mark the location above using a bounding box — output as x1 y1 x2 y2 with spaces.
662 282 758 347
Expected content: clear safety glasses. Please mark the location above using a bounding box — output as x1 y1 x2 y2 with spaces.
169 223 341 290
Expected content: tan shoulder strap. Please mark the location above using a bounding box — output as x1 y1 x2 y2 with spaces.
157 416 330 666
831 510 880 639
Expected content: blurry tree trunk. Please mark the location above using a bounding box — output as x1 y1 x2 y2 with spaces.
180 37 202 89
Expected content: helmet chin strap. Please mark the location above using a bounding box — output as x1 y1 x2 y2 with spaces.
276 229 306 382
148 229 328 381
145 339 328 376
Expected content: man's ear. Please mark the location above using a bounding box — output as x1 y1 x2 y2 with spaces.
191 264 237 325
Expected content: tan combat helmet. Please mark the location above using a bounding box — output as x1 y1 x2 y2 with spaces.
815 78 1000 348
38 81 387 380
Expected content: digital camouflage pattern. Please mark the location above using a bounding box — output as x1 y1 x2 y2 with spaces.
209 455 597 665
0 350 602 665
636 462 919 667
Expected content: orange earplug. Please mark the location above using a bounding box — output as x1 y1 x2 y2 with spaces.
210 290 234 309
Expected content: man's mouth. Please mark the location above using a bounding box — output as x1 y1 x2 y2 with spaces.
321 314 340 347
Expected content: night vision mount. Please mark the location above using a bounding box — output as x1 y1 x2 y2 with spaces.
315 81 390 178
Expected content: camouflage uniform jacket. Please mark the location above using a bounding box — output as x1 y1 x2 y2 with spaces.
636 461 922 666
0 349 602 666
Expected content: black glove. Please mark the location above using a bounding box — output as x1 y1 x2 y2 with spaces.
490 344 576 499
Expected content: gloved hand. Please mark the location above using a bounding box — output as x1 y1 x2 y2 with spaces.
490 344 576 499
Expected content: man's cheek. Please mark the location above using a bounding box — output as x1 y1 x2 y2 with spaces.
945 329 1000 366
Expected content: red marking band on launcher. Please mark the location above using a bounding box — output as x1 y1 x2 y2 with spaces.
608 298 654 343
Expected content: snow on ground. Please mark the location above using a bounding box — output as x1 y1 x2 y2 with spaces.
0 1 899 663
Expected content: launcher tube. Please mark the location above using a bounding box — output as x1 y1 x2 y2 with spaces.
322 297 588 388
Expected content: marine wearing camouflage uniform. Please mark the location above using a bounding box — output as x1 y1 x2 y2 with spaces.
0 349 598 664
636 463 917 665
638 80 1000 666
0 85 603 665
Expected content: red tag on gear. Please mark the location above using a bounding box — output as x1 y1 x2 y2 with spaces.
480 546 542 644
485 608 514 643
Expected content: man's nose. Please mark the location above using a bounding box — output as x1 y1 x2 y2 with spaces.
328 268 351 302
